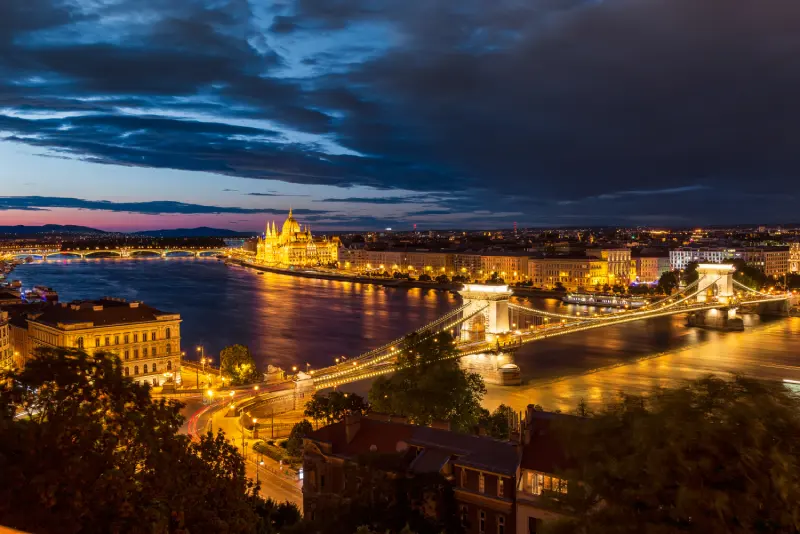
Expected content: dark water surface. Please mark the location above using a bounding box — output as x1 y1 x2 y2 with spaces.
14 258 800 410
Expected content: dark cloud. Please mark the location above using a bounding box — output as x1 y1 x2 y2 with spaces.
0 196 330 215
316 196 431 204
247 192 309 197
2 0 800 225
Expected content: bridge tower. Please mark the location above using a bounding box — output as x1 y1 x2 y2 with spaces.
458 283 512 339
695 263 735 304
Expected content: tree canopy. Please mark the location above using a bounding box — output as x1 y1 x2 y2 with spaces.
368 332 486 433
479 404 514 439
0 347 300 534
550 375 800 534
304 391 369 426
285 419 314 457
220 343 261 385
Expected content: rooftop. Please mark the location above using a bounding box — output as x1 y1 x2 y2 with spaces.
27 298 179 329
306 413 520 476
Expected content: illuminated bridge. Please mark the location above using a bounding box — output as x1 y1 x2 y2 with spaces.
310 264 792 390
1 247 230 259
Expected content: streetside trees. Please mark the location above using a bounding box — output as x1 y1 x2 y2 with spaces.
220 343 261 385
285 419 314 457
368 332 486 433
0 347 300 534
549 376 800 534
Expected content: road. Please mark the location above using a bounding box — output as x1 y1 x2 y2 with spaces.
180 396 303 509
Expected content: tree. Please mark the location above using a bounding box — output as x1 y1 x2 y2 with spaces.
729 259 767 290
657 270 679 294
0 347 301 534
220 344 261 385
285 419 314 457
683 261 700 286
552 375 800 534
479 404 514 439
368 332 486 433
304 391 369 426
554 282 566 291
418 273 432 282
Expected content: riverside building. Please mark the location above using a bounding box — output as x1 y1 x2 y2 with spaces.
0 311 10 370
9 298 181 386
256 209 340 267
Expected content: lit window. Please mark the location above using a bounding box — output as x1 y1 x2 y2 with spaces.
124 351 129 360
124 334 129 344
479 510 486 534
152 363 157 373
143 364 148 374
114 335 119 345
143 348 148 358
134 366 139 375
498 478 504 497
479 473 485 493
167 361 172 371
95 338 100 348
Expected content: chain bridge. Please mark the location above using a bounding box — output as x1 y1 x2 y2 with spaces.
309 264 791 390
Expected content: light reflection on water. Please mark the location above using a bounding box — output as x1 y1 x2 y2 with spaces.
13 258 800 411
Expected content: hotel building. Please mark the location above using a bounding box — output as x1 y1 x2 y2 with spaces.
587 248 632 285
10 298 181 386
527 257 609 291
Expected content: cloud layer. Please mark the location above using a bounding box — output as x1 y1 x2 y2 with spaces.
1 0 799 227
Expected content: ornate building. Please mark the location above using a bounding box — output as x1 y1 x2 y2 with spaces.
256 209 339 266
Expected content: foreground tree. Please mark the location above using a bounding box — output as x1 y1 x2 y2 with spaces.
304 391 369 426
0 348 300 534
220 343 261 385
285 419 314 457
369 332 486 432
479 404 515 439
551 375 800 534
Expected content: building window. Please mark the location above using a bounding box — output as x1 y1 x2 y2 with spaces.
152 363 157 373
142 331 148 341
143 347 148 357
320 474 326 489
114 335 119 345
133 334 138 343
498 516 505 534
498 478 504 497
152 346 157 356
124 350 129 360
166 344 171 355
479 510 486 534
95 338 100 348
479 472 485 493
124 367 129 376
165 327 171 339
134 366 139 375
143 364 148 374
105 336 110 346
460 468 467 488
167 360 172 371
76 337 84 349
459 505 468 528
124 334 129 344
134 349 139 359
151 331 156 341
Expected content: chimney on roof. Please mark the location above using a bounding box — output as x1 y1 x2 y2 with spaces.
345 413 361 444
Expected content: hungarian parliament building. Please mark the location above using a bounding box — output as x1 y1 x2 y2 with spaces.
256 209 340 266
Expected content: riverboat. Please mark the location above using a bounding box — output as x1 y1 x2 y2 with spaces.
562 292 646 309
24 285 59 302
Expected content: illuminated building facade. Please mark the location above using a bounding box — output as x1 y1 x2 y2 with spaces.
527 257 609 291
0 311 11 370
587 248 632 285
256 209 339 267
10 298 181 386
635 256 671 283
791 243 800 273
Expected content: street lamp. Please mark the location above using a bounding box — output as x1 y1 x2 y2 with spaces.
292 365 297 372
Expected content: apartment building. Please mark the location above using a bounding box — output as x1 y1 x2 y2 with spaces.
453 253 483 278
586 248 631 284
670 247 790 276
303 413 519 534
10 298 181 386
791 243 800 273
635 256 671 283
527 257 609 291
481 253 529 282
0 311 10 370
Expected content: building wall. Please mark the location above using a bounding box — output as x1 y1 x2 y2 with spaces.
453 464 515 534
636 257 671 283
0 312 10 370
527 258 608 291
454 254 483 278
791 243 800 273
587 248 631 284
480 256 528 282
21 315 181 386
670 247 790 276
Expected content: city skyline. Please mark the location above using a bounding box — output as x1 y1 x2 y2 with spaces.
2 0 799 231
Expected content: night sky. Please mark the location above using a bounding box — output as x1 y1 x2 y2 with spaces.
1 0 798 231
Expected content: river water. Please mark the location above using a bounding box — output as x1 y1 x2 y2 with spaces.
13 258 800 412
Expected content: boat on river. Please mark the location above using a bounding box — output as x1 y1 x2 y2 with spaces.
562 292 646 309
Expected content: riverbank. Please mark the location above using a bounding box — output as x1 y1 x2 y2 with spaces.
238 260 462 291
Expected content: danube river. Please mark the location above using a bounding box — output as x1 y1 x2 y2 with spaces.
14 258 800 412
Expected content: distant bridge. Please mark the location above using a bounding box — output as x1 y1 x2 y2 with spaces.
309 264 792 389
1 247 231 260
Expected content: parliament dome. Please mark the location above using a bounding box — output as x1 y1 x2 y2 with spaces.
281 209 301 235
